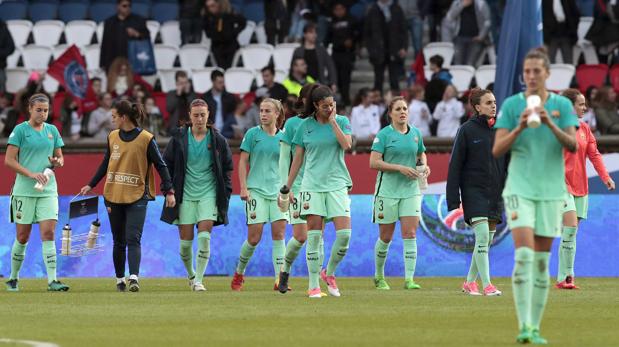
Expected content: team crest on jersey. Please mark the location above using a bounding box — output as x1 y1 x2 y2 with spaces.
48 133 53 139
580 133 586 140
303 203 310 210
414 136 418 143
511 211 518 221
16 212 22 220
293 211 300 218
378 213 384 219
250 212 256 219
551 110 560 118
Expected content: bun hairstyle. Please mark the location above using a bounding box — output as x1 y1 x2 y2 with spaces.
28 93 49 107
561 88 582 106
113 99 147 127
469 87 493 115
304 85 333 116
261 97 286 129
295 83 317 117
524 46 551 71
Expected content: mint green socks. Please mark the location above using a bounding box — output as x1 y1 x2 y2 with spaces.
195 232 211 284
326 229 351 276
272 239 285 281
41 240 57 283
283 237 304 273
306 230 322 289
531 251 551 330
10 239 27 280
236 240 256 275
403 238 418 280
374 239 390 279
179 240 195 279
512 247 534 329
558 226 577 281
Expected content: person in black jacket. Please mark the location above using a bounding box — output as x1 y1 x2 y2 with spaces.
161 99 233 291
203 70 238 139
446 88 505 296
203 0 247 69
542 0 580 63
0 19 15 94
100 0 149 72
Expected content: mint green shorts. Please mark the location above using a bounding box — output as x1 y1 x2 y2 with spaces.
174 197 218 225
503 193 564 238
246 190 289 225
563 194 588 220
288 192 307 225
299 188 351 220
10 196 58 224
373 195 422 224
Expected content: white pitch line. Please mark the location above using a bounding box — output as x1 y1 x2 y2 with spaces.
0 338 60 347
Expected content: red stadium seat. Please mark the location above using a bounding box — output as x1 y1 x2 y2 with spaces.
610 65 619 93
575 64 609 93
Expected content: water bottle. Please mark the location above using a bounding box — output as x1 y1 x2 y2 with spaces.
61 224 72 256
416 159 428 190
278 185 290 213
526 95 542 128
87 219 100 249
34 168 54 192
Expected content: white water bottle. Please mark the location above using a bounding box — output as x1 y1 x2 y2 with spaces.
34 168 54 192
526 95 542 128
61 224 72 256
278 185 290 213
87 219 100 249
416 160 428 190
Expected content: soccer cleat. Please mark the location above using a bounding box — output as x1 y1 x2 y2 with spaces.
192 282 206 291
555 280 568 289
404 279 421 290
188 276 196 289
5 279 19 292
374 277 390 290
516 326 532 344
530 329 548 344
308 287 322 298
128 279 140 292
230 272 244 291
47 280 70 292
320 269 340 297
462 281 482 295
483 284 502 296
565 275 579 289
116 281 127 292
277 271 290 293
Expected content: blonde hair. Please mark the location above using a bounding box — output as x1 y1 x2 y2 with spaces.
261 98 285 129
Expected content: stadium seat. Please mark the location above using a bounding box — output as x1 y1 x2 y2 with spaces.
84 44 101 70
131 0 150 18
191 67 220 94
575 64 609 93
274 69 287 83
241 1 265 23
32 20 65 47
88 68 107 91
475 64 496 89
96 22 103 43
610 65 619 93
65 20 97 48
546 64 575 91
29 0 58 21
449 65 475 93
160 21 181 47
89 1 116 22
158 68 183 92
151 2 179 23
52 44 70 59
254 22 267 44
237 20 256 47
153 44 178 69
7 49 21 68
423 42 454 67
59 1 88 22
0 0 28 21
424 66 433 81
6 20 33 47
235 44 273 70
22 45 53 70
573 17 598 64
179 44 210 70
224 67 255 94
146 20 160 43
42 73 59 93
5 68 30 93
273 43 299 71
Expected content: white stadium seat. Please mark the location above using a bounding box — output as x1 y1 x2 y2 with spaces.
475 65 496 89
146 20 160 43
424 42 454 67
5 68 30 94
42 73 59 93
158 68 184 92
273 43 299 70
191 67 220 94
224 67 255 94
274 69 287 83
235 43 273 70
448 65 475 93
573 17 598 64
179 44 210 70
84 44 101 70
52 44 70 59
546 64 575 91
32 20 65 47
65 20 97 48
160 21 181 48
22 45 52 70
237 20 256 47
7 49 21 68
154 44 178 69
7 20 32 46
96 22 103 43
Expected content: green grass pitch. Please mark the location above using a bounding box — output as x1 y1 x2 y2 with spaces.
1 277 618 347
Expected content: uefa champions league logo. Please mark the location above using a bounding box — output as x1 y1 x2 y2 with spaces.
419 195 509 252
63 61 89 98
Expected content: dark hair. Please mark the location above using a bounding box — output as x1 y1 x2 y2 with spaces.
429 55 444 68
303 22 317 34
113 99 146 127
353 87 371 106
261 65 275 75
585 85 598 102
387 96 407 115
28 93 49 107
289 57 306 77
210 69 224 81
91 77 101 83
561 88 582 106
593 86 617 110
304 85 333 116
295 83 319 117
117 0 130 4
175 70 189 81
469 87 493 115
524 46 550 71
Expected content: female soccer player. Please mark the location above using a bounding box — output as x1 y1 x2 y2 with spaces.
161 99 233 291
556 88 615 289
80 100 175 292
446 88 505 296
369 96 430 290
493 48 579 344
4 94 69 292
284 85 353 298
231 98 288 291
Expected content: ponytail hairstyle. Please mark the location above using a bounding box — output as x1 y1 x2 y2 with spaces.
294 83 318 117
113 99 146 127
524 46 551 72
28 93 50 107
189 98 210 127
561 88 582 106
304 84 334 117
468 87 493 115
261 97 285 129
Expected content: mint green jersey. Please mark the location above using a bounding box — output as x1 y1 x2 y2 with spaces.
280 115 305 192
241 125 282 198
371 125 426 198
183 128 216 200
495 92 579 200
292 115 352 192
8 122 64 197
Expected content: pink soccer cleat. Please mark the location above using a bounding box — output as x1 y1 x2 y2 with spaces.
320 269 341 297
462 281 482 296
308 287 322 298
483 284 502 296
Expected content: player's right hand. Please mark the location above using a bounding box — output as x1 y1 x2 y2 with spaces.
399 166 420 179
31 172 48 185
80 185 92 195
240 188 250 201
518 108 531 130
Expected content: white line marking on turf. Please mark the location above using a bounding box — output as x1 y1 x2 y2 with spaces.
0 338 59 347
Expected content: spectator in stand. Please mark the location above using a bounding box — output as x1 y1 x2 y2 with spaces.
0 93 18 137
364 0 408 95
0 20 15 94
166 70 196 134
260 66 288 102
60 95 82 141
144 96 162 136
90 77 103 97
585 0 619 63
399 0 428 56
234 87 264 137
428 0 453 41
107 57 134 98
370 88 387 115
88 92 115 139
583 86 599 134
425 55 452 114
594 86 619 135
350 88 381 142
15 72 53 122
292 22 337 91
324 2 359 106
264 0 290 44
180 0 204 44
288 1 311 42
100 0 149 72
433 84 465 137
408 84 432 137
203 0 247 69
445 0 492 67
203 69 237 138
283 57 316 97
542 0 580 64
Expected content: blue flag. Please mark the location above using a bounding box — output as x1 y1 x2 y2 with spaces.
494 0 543 108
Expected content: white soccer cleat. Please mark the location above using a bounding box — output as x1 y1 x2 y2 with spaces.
192 282 206 291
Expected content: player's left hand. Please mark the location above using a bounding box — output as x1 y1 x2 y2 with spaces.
328 102 337 124
425 166 431 178
49 156 63 168
536 106 551 125
606 178 615 191
165 193 176 208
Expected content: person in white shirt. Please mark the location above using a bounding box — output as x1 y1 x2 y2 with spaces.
433 84 464 137
408 84 432 137
88 92 114 139
351 88 381 141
